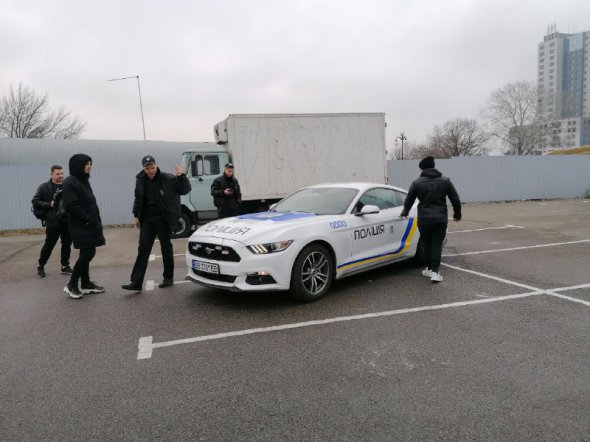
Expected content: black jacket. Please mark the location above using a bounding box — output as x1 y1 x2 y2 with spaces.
132 168 191 231
32 180 63 228
62 154 106 249
211 174 242 209
401 168 462 224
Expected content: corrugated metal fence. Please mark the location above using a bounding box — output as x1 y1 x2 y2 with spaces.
388 155 590 203
2 137 590 230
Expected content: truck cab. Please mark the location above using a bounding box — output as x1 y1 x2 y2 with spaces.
174 146 229 237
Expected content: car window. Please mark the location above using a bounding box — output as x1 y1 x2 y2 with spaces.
394 190 407 207
273 187 359 215
356 188 399 211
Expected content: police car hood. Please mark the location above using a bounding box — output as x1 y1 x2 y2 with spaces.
191 212 321 244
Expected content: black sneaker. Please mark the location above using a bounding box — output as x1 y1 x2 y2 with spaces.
158 279 174 288
80 281 105 294
37 265 46 278
64 283 83 299
61 265 73 275
122 282 142 291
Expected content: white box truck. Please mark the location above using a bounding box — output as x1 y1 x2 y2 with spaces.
175 113 387 237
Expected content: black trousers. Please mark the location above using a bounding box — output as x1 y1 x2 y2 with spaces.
417 221 447 273
217 201 239 219
130 216 174 284
38 222 72 266
70 247 96 285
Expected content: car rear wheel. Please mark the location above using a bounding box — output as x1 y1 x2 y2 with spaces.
290 244 334 302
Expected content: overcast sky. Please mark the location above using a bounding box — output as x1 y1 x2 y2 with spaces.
1 0 588 148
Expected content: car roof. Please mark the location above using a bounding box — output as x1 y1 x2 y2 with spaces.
306 182 407 193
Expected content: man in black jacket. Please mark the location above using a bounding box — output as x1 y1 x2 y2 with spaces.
62 154 106 299
211 163 241 218
400 156 461 283
32 165 72 278
122 155 191 291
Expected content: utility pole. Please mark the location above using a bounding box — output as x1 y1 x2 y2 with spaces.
395 132 407 160
107 75 146 141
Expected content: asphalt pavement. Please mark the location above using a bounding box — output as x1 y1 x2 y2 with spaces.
1 199 589 441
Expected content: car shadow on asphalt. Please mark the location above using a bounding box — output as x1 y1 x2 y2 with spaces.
191 259 421 311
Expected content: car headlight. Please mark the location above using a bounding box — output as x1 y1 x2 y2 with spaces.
247 240 293 254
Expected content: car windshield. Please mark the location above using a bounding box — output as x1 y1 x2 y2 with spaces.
273 187 359 215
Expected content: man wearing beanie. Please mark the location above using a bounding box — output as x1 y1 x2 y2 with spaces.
122 155 191 292
400 156 461 282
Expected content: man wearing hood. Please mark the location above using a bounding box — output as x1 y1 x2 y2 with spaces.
122 155 191 292
61 154 106 299
400 156 461 283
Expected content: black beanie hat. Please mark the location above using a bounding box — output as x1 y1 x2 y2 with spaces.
419 156 435 170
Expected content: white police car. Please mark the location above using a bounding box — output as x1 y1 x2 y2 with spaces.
185 183 421 301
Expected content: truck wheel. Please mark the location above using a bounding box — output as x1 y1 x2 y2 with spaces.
289 244 334 302
171 213 192 238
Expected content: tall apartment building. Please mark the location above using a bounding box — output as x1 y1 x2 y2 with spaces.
536 26 590 150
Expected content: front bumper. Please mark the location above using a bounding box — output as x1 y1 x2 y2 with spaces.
185 237 295 292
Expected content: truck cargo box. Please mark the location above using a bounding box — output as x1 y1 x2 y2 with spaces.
217 113 387 200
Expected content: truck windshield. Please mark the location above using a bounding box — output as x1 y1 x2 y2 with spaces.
273 187 359 215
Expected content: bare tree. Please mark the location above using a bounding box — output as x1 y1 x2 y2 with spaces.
428 118 490 158
0 83 85 139
481 81 551 155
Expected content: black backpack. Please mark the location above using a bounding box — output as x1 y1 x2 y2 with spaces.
31 204 48 225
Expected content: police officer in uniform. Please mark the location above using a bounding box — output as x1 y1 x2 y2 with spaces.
122 156 191 291
211 162 241 218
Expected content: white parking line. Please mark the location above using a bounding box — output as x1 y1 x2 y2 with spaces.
441 262 590 307
152 253 185 260
137 291 543 359
443 239 590 257
448 225 524 234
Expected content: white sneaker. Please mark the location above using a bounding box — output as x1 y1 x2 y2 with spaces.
421 268 433 277
430 272 443 283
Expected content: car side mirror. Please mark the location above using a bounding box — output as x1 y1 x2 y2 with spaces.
355 204 380 216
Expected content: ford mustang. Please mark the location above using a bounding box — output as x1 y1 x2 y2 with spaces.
185 182 422 301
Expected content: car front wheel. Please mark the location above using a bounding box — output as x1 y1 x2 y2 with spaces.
290 244 334 302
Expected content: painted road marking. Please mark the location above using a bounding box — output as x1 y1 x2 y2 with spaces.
442 263 590 307
443 239 590 257
137 291 543 359
448 225 524 234
152 253 185 260
145 280 154 291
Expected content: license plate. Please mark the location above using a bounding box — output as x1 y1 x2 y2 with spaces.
193 260 219 274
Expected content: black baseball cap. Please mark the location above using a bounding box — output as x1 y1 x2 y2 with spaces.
142 155 156 166
224 162 234 169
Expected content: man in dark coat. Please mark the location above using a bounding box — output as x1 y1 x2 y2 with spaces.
32 165 72 277
211 162 241 218
122 155 191 291
400 156 461 283
61 154 106 299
